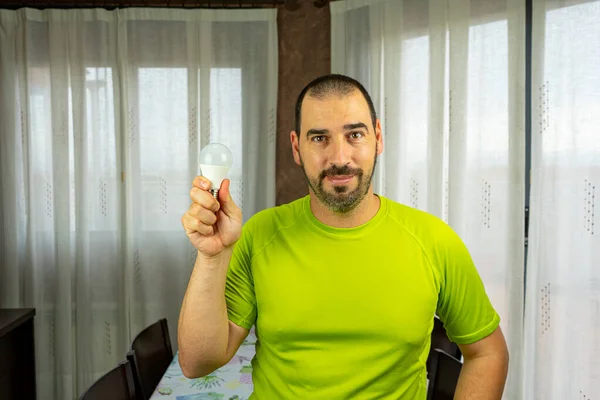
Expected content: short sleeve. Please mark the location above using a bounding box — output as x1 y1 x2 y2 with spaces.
225 222 257 330
434 224 500 345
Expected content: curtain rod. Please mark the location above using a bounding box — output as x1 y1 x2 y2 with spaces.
0 0 307 9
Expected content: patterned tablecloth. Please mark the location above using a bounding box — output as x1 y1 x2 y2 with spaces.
150 329 256 400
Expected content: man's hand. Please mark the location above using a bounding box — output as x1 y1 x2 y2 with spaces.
181 177 242 257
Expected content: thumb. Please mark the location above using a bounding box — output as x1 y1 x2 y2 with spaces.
218 179 238 215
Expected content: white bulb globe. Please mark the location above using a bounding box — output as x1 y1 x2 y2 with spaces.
199 143 233 193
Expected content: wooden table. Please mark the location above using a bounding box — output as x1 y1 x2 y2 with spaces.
0 308 36 400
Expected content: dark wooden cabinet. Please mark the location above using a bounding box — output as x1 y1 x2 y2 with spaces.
0 308 36 400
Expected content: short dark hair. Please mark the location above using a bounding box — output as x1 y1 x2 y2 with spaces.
294 74 378 137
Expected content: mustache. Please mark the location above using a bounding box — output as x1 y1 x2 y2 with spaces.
319 165 363 180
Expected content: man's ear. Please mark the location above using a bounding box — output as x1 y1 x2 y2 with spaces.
291 131 301 166
375 119 384 156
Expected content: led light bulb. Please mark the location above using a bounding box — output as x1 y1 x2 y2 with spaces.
199 142 233 199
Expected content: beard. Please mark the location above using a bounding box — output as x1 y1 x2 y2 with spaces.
300 150 378 214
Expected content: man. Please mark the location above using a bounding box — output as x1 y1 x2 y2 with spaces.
178 74 509 399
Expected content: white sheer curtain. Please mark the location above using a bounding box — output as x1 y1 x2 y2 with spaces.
523 0 600 398
331 1 525 399
0 7 276 399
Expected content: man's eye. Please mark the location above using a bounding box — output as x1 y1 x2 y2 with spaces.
312 136 326 142
349 132 363 139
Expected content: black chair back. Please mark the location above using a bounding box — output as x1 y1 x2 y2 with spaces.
78 361 136 400
127 318 173 399
427 317 462 377
426 349 463 400
433 317 462 358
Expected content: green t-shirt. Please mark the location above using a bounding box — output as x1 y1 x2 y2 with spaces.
225 195 500 399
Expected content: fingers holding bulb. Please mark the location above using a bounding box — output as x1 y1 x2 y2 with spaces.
192 218 214 236
189 203 218 225
182 211 214 236
192 176 211 190
189 186 220 213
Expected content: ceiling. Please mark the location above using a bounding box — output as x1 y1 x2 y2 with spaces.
0 0 314 10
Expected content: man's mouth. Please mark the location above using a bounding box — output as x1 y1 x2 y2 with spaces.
325 175 355 185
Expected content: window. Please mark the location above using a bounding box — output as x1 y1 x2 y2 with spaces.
135 67 243 231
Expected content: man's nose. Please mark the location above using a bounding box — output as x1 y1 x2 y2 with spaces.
328 137 352 166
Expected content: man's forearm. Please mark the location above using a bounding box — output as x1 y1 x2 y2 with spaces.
454 351 509 400
178 248 233 377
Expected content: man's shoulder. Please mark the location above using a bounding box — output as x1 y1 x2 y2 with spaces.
382 196 458 247
384 196 448 230
242 195 306 239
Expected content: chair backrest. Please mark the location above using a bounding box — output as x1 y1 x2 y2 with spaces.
427 317 462 378
426 349 463 400
128 318 174 400
431 317 462 359
78 361 136 400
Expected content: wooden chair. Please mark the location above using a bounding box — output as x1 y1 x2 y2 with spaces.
127 318 174 400
78 360 136 400
426 349 463 400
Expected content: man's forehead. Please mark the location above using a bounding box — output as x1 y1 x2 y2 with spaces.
301 93 371 122
303 90 368 108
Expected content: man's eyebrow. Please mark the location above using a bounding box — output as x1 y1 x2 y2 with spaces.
305 123 368 136
343 122 368 131
306 128 329 136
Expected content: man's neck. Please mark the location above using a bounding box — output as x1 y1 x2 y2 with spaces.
309 189 381 228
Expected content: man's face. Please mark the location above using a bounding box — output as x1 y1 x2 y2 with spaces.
291 90 384 214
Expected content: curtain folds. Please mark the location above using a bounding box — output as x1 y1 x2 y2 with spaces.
0 7 277 399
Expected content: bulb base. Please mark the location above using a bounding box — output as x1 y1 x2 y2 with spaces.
209 189 219 199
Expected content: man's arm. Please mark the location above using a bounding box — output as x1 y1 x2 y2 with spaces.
454 326 509 400
178 177 250 378
178 250 249 378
